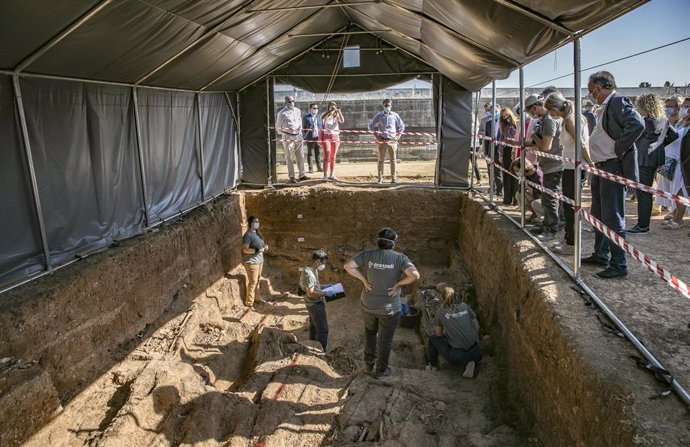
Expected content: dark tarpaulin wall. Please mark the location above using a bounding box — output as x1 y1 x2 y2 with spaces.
20 77 145 266
0 75 44 285
239 81 270 184
138 89 202 222
200 93 238 196
434 75 473 187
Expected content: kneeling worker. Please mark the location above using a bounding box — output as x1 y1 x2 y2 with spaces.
299 250 335 351
427 285 482 378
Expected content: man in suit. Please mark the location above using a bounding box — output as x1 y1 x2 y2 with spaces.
302 103 322 173
582 71 644 279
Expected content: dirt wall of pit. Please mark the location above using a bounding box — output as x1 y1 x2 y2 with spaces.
456 194 650 446
0 194 245 445
242 186 463 295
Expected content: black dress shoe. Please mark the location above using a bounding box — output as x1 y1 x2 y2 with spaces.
595 267 628 279
581 255 609 267
530 226 545 235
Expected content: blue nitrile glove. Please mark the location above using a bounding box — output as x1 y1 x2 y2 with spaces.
401 302 409 315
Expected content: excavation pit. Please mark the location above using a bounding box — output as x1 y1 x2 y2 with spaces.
1 185 688 446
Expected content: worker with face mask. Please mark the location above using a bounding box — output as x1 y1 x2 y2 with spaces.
299 250 334 351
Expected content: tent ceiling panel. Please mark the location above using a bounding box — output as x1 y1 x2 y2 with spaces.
26 0 207 83
146 34 256 89
0 1 102 69
1 0 647 91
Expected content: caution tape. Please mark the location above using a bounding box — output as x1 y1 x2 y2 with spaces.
274 138 435 146
271 127 437 137
580 210 690 300
477 136 690 208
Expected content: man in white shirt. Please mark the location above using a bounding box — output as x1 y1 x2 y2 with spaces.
276 95 308 183
582 71 644 279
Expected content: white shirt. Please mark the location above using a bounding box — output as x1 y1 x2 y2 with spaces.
588 91 617 163
276 106 302 134
560 116 590 169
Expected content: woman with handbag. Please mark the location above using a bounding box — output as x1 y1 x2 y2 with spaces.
627 94 679 234
658 97 690 230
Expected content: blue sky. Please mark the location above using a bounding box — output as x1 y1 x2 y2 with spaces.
406 0 689 90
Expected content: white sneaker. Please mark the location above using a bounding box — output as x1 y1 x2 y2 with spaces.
329 175 339 181
462 361 476 378
425 363 438 372
664 212 674 221
323 175 328 181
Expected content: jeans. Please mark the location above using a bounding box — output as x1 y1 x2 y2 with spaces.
501 146 518 204
306 141 321 171
591 159 627 271
541 171 563 233
635 165 657 229
562 169 583 245
362 309 401 372
320 133 340 176
307 301 329 351
427 335 481 367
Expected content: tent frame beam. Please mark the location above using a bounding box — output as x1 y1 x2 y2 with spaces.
380 0 519 66
492 0 573 36
14 0 114 73
246 1 377 13
135 0 255 85
132 87 151 228
195 93 207 201
201 5 334 91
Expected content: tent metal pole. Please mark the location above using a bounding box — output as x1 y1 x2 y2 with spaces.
13 0 113 73
434 74 443 186
224 92 243 184
492 0 573 36
0 70 200 93
247 1 377 13
470 91 480 189
489 81 496 203
288 30 391 38
11 75 52 272
275 72 437 77
135 0 255 85
573 38 583 276
381 0 519 66
266 77 273 186
195 93 206 202
519 67 526 228
132 87 151 228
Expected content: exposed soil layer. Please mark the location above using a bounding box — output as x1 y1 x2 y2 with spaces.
1 185 688 446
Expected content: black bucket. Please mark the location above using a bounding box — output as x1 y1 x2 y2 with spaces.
400 306 421 329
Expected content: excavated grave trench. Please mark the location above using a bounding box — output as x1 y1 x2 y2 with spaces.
1 185 687 446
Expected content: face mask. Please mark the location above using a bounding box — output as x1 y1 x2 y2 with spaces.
384 105 391 112
502 116 511 122
680 107 689 119
311 108 318 114
251 222 259 230
287 101 294 109
317 263 326 271
665 107 675 116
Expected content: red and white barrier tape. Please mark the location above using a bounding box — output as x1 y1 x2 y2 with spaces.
274 138 435 145
524 179 576 206
478 136 690 208
580 210 690 299
482 155 520 181
272 127 437 137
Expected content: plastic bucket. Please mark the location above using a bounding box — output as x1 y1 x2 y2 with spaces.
400 306 421 329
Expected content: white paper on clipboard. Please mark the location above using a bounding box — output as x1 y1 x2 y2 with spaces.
322 283 344 295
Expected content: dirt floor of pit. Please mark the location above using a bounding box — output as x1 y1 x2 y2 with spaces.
20 258 531 447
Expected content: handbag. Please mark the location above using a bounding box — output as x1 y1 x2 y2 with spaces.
656 156 677 180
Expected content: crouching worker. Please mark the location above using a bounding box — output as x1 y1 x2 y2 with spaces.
426 285 482 378
299 250 334 352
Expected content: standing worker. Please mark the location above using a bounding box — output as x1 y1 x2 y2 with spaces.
344 228 420 378
368 99 405 184
241 215 268 309
302 103 323 173
299 250 335 352
276 95 308 183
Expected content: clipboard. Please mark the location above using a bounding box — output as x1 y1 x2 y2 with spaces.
322 283 346 302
